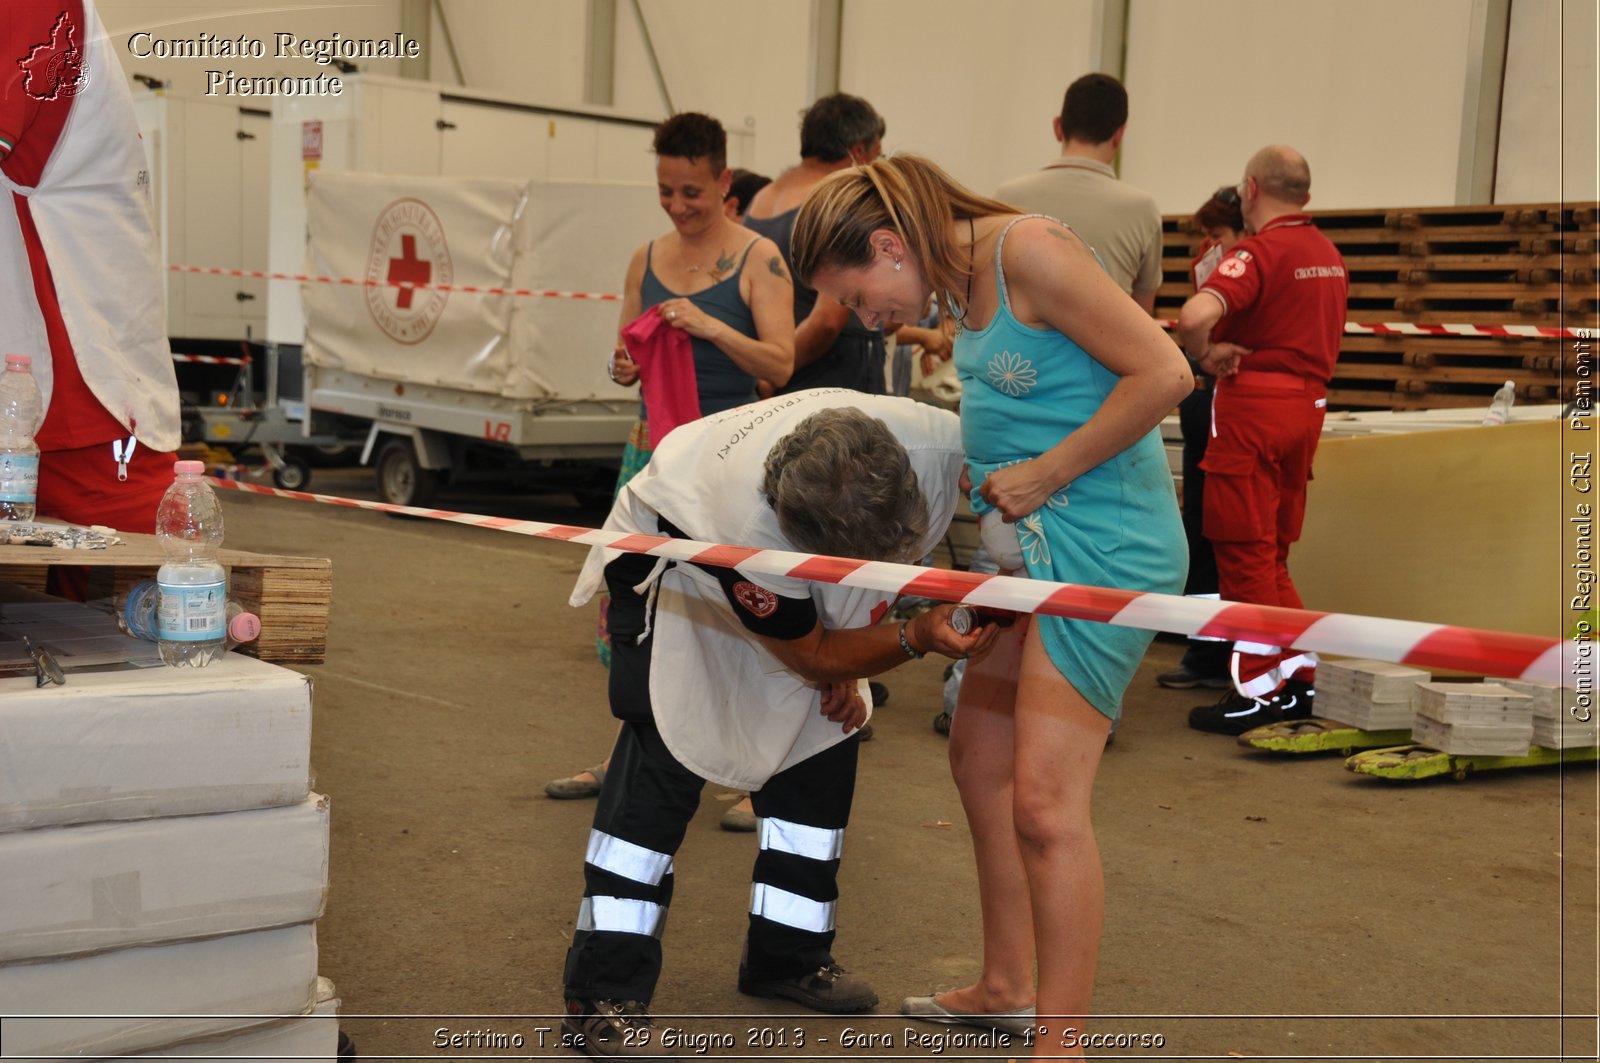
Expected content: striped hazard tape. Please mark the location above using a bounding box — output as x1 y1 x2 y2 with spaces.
167 264 622 303
171 264 1587 336
209 477 1568 687
1153 318 1586 339
171 353 252 365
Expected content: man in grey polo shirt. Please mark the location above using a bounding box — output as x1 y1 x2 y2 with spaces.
995 73 1164 313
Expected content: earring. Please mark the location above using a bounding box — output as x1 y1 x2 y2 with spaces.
893 259 902 272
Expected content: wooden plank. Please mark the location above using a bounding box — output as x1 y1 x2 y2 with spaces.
0 534 330 664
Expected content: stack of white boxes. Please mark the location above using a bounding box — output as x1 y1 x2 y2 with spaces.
1410 682 1536 756
1315 658 1432 731
0 654 338 1061
1502 678 1600 750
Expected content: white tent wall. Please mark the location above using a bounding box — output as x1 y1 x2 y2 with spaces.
1120 0 1477 213
96 0 407 95
838 0 1100 197
91 1 1594 214
1495 0 1600 204
423 0 588 102
609 1 815 180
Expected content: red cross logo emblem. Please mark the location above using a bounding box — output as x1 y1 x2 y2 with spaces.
387 234 430 310
364 198 452 344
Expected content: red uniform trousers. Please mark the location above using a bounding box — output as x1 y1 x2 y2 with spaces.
1200 371 1325 693
38 441 175 599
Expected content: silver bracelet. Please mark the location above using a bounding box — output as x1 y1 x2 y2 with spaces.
898 621 925 660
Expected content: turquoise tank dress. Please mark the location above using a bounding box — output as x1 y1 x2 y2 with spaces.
955 215 1187 718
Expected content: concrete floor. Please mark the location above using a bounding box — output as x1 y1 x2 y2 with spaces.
220 467 1597 1062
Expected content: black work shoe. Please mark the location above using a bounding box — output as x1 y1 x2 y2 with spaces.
1188 690 1282 735
1275 678 1316 720
738 962 879 1014
867 681 890 706
562 999 672 1059
1156 664 1231 690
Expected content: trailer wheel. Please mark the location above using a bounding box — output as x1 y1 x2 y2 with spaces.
375 438 440 509
272 455 311 491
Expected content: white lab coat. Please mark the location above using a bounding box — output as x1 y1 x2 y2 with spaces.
0 0 179 450
571 389 963 789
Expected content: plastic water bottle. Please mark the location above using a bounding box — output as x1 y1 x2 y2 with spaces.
121 579 260 649
0 353 43 521
155 460 228 667
1482 381 1516 426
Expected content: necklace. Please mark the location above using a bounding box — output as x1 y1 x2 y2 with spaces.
684 242 736 282
952 217 976 335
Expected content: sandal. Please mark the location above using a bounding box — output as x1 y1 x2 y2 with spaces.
544 763 607 800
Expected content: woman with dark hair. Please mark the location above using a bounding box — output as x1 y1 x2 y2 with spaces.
605 112 794 408
793 154 1190 1056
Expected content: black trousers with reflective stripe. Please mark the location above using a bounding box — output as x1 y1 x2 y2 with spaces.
562 554 861 1005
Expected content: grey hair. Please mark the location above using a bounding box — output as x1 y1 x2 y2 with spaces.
761 407 927 563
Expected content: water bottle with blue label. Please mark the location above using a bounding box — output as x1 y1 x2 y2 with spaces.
155 460 228 667
0 353 43 521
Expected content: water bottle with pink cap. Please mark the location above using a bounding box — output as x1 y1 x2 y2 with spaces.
155 459 227 667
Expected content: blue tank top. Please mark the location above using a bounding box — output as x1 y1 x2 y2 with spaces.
954 214 1187 717
639 238 761 415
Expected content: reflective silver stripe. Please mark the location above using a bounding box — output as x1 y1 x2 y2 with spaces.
759 817 845 862
586 830 673 885
749 883 835 933
1231 651 1283 698
577 896 666 937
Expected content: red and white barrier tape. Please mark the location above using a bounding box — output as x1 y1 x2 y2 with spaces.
171 353 252 365
208 476 1568 687
171 264 1587 335
167 264 621 303
1153 318 1585 339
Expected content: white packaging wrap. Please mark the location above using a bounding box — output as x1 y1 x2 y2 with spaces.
0 795 329 963
0 654 312 832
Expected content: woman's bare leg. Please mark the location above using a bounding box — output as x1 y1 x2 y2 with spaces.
931 620 1036 1014
1011 623 1110 1058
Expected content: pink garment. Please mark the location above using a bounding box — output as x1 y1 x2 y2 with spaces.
621 306 701 448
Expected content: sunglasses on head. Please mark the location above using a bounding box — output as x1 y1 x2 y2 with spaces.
1214 184 1241 206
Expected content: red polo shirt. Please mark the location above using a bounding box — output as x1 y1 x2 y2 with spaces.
1199 214 1348 383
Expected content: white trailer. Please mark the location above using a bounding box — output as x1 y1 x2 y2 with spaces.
300 171 664 506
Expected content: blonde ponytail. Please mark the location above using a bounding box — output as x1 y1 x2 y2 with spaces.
792 154 1016 327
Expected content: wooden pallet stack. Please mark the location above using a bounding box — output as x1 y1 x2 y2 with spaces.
1410 681 1537 756
1157 201 1600 411
1502 678 1600 749
1315 658 1431 731
0 533 332 665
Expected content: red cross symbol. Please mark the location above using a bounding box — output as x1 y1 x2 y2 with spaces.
387 234 431 309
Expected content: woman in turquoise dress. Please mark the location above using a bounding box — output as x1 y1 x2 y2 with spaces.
794 155 1189 1055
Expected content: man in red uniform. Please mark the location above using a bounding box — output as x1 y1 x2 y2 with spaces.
2 0 180 553
1176 144 1348 734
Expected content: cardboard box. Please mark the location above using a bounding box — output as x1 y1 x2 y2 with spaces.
2 969 338 1063
120 976 340 1062
0 655 311 832
0 795 328 963
0 923 318 1060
